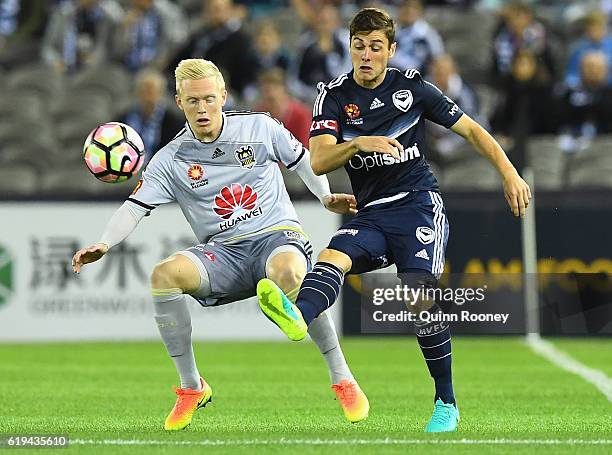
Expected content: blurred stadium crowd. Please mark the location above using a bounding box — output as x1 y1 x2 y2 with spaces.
0 0 611 198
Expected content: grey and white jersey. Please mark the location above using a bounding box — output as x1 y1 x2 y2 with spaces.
128 111 307 244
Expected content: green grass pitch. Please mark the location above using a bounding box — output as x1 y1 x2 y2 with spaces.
1 337 611 454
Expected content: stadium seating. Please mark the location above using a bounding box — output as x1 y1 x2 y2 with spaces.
0 139 56 175
69 86 114 118
567 136 612 188
0 2 611 199
39 163 102 196
6 64 62 99
527 136 564 190
473 84 499 125
442 156 499 190
0 91 47 123
70 64 132 105
425 8 496 83
261 7 304 51
52 95 112 155
0 164 38 196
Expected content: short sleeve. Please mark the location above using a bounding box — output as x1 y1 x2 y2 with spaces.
128 153 176 211
268 117 307 171
420 78 464 128
309 82 341 140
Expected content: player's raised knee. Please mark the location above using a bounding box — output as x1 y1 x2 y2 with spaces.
151 255 200 293
266 250 307 292
271 267 304 294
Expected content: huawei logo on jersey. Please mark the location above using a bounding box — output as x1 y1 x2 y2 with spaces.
213 183 264 230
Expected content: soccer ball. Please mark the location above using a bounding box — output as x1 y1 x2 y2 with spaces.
83 122 145 183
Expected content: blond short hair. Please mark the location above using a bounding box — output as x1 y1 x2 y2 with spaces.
175 59 226 95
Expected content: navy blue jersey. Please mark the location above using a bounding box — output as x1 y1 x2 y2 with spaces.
309 68 464 209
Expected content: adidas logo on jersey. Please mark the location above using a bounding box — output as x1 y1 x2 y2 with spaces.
211 148 225 159
370 98 385 110
415 249 430 260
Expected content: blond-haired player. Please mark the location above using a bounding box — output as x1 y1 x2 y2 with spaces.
72 59 369 430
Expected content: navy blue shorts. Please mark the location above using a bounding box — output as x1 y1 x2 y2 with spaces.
328 190 449 277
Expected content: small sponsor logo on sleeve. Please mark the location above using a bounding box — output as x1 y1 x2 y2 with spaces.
310 119 339 132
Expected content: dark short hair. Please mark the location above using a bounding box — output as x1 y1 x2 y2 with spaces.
349 7 395 48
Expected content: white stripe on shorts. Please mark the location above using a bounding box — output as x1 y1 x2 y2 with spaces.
428 191 445 277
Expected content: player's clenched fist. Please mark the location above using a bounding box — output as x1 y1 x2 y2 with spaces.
352 136 403 159
72 243 109 274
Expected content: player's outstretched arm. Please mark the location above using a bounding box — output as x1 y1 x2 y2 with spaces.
450 114 532 218
309 134 402 176
71 200 148 273
292 150 358 215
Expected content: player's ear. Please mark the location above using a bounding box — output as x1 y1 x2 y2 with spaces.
221 89 228 107
175 94 184 112
389 41 397 59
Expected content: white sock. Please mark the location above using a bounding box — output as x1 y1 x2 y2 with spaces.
307 311 354 384
152 289 201 390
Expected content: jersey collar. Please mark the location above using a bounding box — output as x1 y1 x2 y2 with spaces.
349 68 395 91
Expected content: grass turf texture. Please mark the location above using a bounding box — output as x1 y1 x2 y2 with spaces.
1 337 611 454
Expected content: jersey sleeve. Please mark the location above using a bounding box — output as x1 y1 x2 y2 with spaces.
127 152 176 211
419 76 464 128
309 82 342 140
268 116 307 171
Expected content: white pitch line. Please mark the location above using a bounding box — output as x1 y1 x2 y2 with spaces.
0 251 11 270
526 334 612 402
70 438 612 446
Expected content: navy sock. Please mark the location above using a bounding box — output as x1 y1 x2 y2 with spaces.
296 262 344 325
415 304 455 406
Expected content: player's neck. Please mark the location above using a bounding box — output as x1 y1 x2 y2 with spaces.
353 69 388 89
195 128 222 143
191 116 224 143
